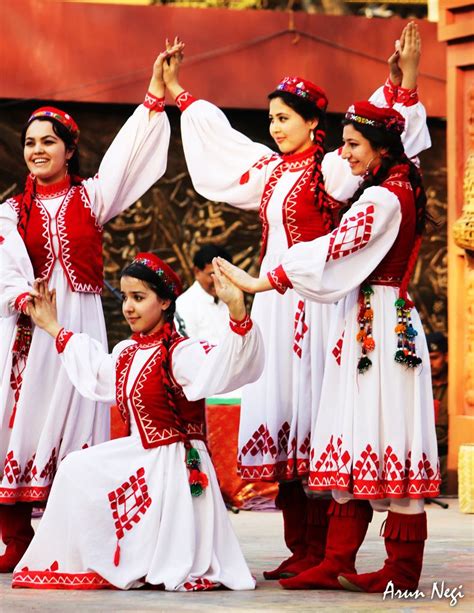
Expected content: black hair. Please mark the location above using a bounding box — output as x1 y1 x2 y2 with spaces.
267 89 337 232
120 262 176 323
342 119 429 235
22 116 81 176
193 245 232 270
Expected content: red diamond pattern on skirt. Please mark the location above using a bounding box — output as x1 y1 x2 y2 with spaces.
108 467 152 542
409 451 437 481
9 353 27 427
299 433 311 455
332 331 344 365
241 425 277 458
353 444 380 482
293 300 308 358
312 435 351 475
3 451 21 484
382 446 405 481
277 422 291 451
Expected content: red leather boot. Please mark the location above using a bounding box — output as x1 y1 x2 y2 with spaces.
338 511 427 592
279 499 373 590
263 480 308 580
279 497 330 577
0 503 35 572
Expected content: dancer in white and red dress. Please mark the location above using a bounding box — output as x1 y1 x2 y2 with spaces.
12 253 263 591
162 24 431 580
217 100 439 593
0 49 177 572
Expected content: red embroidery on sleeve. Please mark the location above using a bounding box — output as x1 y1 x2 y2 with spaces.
267 265 293 294
143 92 165 112
396 86 418 107
229 314 253 336
14 292 30 314
55 328 74 354
176 91 197 112
383 77 398 107
326 205 375 261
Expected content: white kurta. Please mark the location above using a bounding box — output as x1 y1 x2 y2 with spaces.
179 89 431 482
274 184 440 500
175 281 229 343
0 106 170 505
13 322 264 591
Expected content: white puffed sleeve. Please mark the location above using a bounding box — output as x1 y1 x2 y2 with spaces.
273 186 402 304
82 106 170 224
369 86 431 159
170 321 264 400
59 335 133 402
180 99 273 210
0 202 34 316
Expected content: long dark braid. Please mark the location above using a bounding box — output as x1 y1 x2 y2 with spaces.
268 90 339 232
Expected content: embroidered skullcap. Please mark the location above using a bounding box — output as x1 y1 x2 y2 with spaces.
345 101 405 136
132 252 183 298
28 107 80 145
275 76 328 112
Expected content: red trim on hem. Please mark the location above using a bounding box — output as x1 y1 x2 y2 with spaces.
143 92 165 112
267 265 292 294
12 570 113 590
229 314 253 336
238 458 309 482
176 91 197 112
55 328 74 354
0 485 51 504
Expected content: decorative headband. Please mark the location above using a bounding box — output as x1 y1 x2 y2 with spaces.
132 253 182 298
28 107 80 145
345 102 405 136
275 76 328 112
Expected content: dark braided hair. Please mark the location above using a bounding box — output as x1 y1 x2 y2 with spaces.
120 262 189 444
268 90 336 232
18 117 81 238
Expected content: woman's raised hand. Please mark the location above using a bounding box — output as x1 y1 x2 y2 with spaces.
215 258 272 294
148 50 169 99
163 37 186 99
212 259 246 322
398 21 421 90
28 279 62 339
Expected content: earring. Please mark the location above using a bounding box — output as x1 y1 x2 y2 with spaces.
310 130 315 142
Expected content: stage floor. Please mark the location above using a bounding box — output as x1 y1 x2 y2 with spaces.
1 497 472 612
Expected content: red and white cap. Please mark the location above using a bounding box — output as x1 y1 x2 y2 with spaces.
28 107 80 144
275 76 328 112
345 101 405 136
132 252 183 298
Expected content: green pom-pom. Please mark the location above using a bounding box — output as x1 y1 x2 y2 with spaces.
190 483 203 497
394 349 406 364
394 298 406 308
357 356 372 374
361 284 374 296
186 446 201 467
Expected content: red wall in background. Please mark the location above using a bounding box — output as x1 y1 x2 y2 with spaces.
1 0 445 115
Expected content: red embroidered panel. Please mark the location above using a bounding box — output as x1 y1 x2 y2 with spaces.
240 425 277 459
293 300 308 358
326 205 375 261
108 467 152 542
332 331 345 365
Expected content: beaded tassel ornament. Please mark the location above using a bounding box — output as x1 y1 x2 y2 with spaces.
394 298 422 367
186 446 209 497
356 284 376 373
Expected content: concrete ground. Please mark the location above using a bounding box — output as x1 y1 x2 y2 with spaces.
1 497 472 612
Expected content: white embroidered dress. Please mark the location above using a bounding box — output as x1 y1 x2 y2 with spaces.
12 322 263 591
267 167 440 499
179 89 431 482
0 106 170 504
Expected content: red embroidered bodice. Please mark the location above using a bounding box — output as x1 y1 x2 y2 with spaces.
115 331 206 450
258 146 330 260
368 165 416 284
9 177 103 293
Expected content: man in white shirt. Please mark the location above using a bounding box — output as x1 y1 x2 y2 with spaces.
176 246 233 344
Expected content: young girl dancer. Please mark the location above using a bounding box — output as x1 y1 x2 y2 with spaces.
12 254 263 591
217 99 439 593
0 48 179 572
163 24 431 580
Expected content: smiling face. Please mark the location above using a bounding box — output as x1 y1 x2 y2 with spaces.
269 97 318 155
23 120 73 185
341 123 385 177
121 276 171 336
